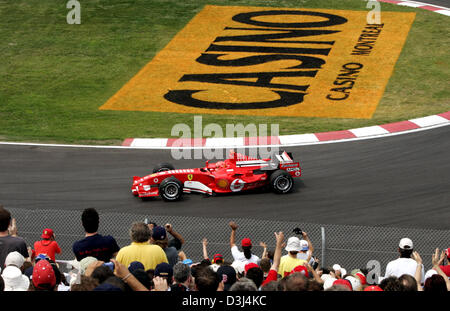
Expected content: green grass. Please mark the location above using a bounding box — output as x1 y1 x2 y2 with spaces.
0 0 449 144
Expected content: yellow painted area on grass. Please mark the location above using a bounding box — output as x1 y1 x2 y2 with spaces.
100 5 415 119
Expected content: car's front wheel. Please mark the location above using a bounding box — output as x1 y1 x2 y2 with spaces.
270 170 293 194
159 177 183 201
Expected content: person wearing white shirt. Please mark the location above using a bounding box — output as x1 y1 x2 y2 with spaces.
229 221 260 267
385 238 425 281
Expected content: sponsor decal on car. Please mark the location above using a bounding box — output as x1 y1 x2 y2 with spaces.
230 178 245 192
101 5 415 119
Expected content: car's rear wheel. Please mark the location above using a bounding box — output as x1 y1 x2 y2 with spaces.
270 170 293 194
153 162 175 173
159 177 183 201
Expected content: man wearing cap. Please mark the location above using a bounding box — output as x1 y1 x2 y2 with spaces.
150 225 180 267
0 206 29 269
116 222 168 271
296 232 315 265
278 236 308 277
154 262 173 287
32 259 57 291
33 228 61 262
384 238 424 281
229 221 260 265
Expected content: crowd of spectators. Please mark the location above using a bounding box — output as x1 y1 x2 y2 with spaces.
0 205 449 292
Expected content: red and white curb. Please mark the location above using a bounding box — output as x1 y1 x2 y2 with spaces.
123 112 450 148
378 0 450 15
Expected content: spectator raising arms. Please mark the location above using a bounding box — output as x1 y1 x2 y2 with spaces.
33 228 61 262
72 208 120 262
0 206 28 268
116 222 168 271
229 221 260 266
278 236 307 277
150 224 184 267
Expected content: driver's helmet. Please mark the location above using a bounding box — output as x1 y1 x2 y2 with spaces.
215 161 226 168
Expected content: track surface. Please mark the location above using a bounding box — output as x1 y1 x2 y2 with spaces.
1 125 449 230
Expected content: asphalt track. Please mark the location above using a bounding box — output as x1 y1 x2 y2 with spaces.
0 125 449 230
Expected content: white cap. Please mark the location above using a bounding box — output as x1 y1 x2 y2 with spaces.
345 275 361 291
5 251 25 268
323 277 337 290
285 237 302 252
299 240 309 251
424 269 437 282
1 266 30 291
332 264 341 271
399 238 413 250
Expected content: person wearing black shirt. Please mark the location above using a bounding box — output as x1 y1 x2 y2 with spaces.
72 208 120 262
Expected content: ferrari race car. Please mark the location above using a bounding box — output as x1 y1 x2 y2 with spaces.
131 150 301 201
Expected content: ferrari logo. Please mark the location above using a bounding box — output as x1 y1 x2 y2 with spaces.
187 174 193 181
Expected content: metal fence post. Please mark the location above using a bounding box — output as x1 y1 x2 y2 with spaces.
321 227 326 268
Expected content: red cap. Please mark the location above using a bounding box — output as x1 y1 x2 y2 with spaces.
244 263 259 273
41 228 54 239
364 285 383 291
241 238 252 247
333 279 353 291
213 254 223 263
291 265 309 277
355 272 367 285
32 260 56 290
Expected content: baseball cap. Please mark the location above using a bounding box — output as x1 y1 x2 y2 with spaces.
244 263 259 274
424 269 438 282
32 259 56 290
152 226 167 241
399 238 413 250
292 265 309 277
41 228 54 239
182 259 193 266
2 266 30 291
154 262 173 279
285 237 302 252
217 265 237 291
79 256 98 275
241 238 252 247
345 275 361 291
299 240 309 251
364 285 383 291
333 279 353 291
323 277 337 290
4 251 25 268
128 261 145 273
213 254 223 263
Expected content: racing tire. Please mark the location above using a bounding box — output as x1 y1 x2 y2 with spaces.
270 170 293 194
153 162 175 173
159 177 183 201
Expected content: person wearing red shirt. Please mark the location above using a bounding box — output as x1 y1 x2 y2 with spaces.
33 228 61 261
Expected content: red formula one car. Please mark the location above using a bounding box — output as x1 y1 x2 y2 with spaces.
131 150 301 201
